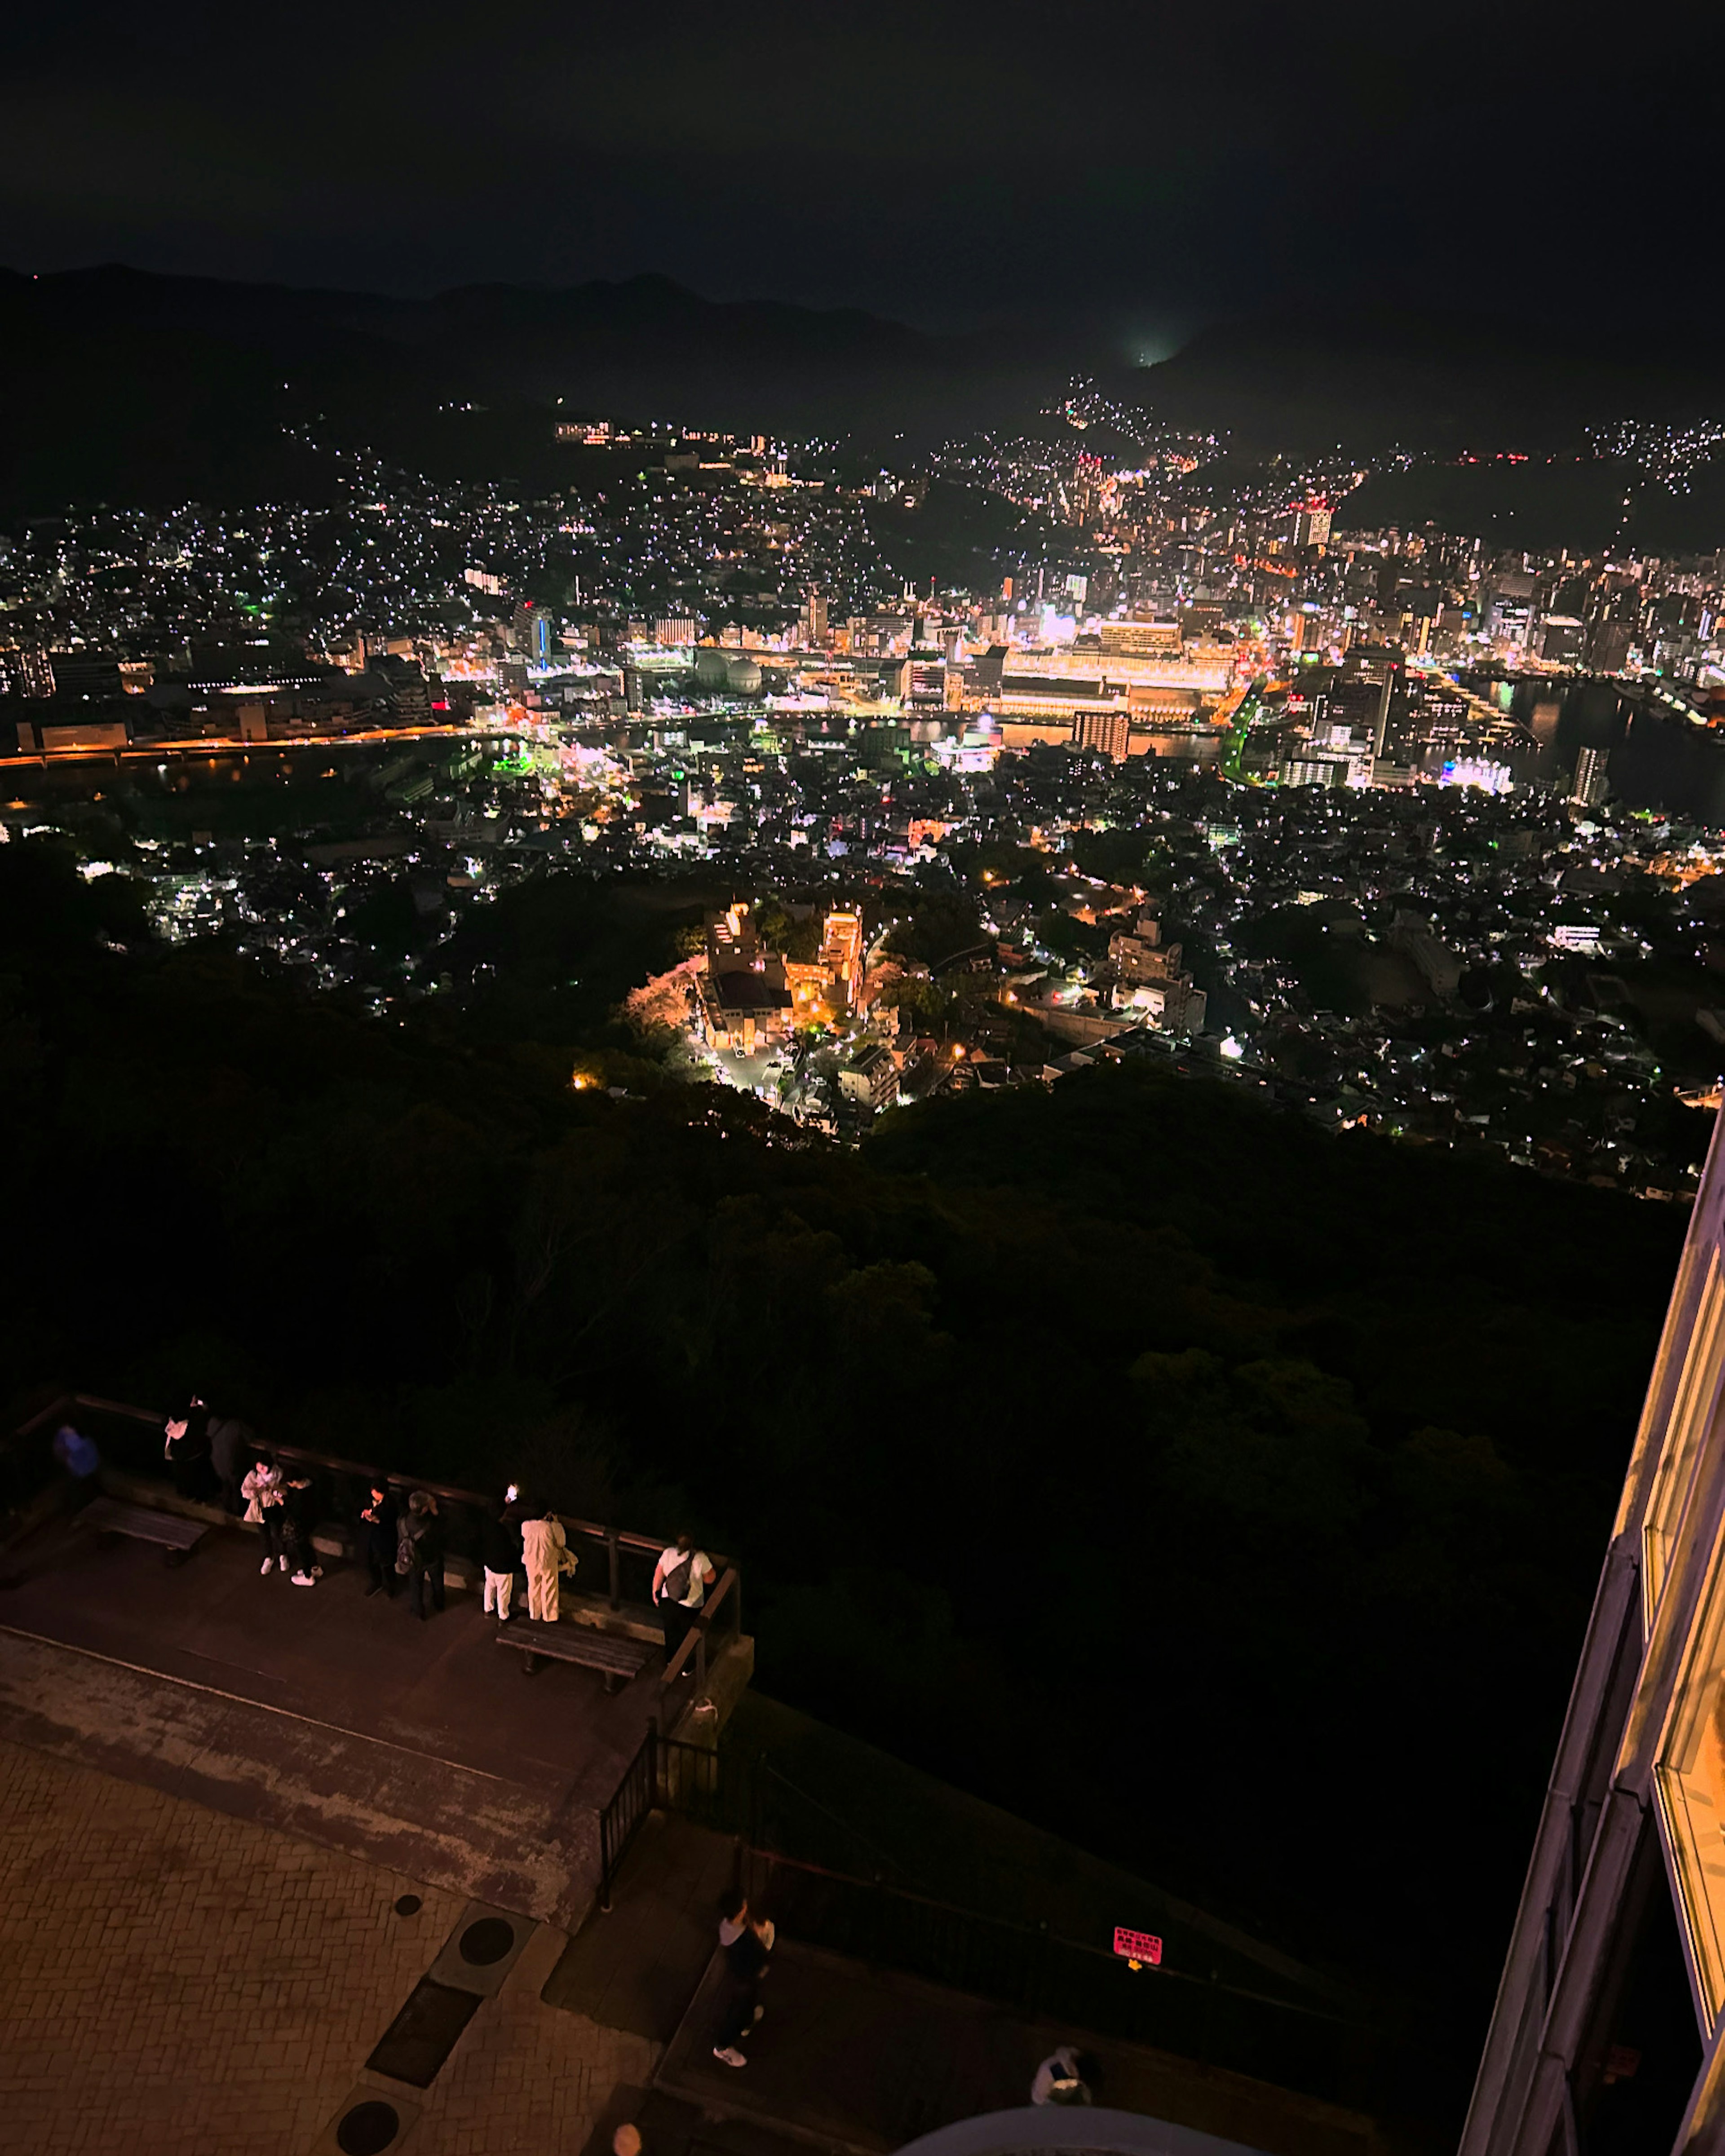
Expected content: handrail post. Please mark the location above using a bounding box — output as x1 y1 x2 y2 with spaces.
606 1524 620 1611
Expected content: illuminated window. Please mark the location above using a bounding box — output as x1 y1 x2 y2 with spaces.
1657 1512 1725 2024
1645 1253 1725 1626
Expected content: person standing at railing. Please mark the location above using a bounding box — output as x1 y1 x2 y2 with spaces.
400 1491 446 1621
283 1474 324 1588
163 1397 218 1506
242 1456 288 1574
358 1483 398 1599
653 1533 715 1677
481 1499 523 1622
53 1423 100 1511
521 1509 573 1622
206 1410 253 1516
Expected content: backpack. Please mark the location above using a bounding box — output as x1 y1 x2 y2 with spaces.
663 1549 696 1602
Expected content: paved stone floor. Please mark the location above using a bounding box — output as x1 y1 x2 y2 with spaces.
0 1738 657 2155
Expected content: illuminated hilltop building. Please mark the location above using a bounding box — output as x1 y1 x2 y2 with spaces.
697 903 791 1052
788 909 871 1025
1464 1113 1725 2153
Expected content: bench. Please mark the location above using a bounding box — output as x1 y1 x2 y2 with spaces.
78 1495 210 1566
495 1619 655 1690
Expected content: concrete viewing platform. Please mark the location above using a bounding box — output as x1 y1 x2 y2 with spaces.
0 1499 695 1924
0 1470 1411 2156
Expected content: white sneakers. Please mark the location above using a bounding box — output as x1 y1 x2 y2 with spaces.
712 2048 746 2068
260 1559 272 1575
291 1573 316 1587
277 1555 288 1571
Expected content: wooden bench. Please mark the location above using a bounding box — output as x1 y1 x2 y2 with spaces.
78 1495 209 1566
495 1619 654 1690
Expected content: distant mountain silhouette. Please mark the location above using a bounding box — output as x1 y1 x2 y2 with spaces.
1137 303 1725 455
0 265 1064 513
8 267 1725 520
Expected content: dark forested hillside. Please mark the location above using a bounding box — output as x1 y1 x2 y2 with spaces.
0 838 1685 2123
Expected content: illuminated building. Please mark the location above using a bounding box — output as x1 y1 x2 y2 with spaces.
1108 910 1207 1034
838 1040 898 1116
1075 708 1131 762
818 910 866 1010
1572 745 1611 809
1097 620 1183 658
787 909 870 1024
697 903 792 1051
0 644 57 698
1462 1111 1725 2153
1293 501 1333 550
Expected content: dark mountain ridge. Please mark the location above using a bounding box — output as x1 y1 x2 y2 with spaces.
0 264 1058 513
7 266 1725 521
1139 302 1725 455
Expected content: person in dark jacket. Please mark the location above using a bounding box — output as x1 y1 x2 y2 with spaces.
206 1411 253 1515
358 1483 398 1598
481 1502 523 1621
401 1490 445 1621
283 1474 323 1587
163 1397 219 1505
711 1889 773 2068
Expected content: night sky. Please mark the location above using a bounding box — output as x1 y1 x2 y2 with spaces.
4 0 1719 345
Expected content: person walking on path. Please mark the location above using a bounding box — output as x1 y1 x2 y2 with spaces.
520 1509 572 1622
482 1500 523 1621
358 1484 398 1598
242 1456 288 1573
206 1410 253 1515
400 1491 446 1620
711 1888 773 2068
653 1533 715 1675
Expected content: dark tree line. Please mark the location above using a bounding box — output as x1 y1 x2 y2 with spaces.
0 837 1685 2125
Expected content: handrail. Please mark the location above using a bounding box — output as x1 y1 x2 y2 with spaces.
661 1565 739 1687
11 1390 737 1583
740 1841 1368 2027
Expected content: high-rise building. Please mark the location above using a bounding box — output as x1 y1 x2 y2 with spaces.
1462 1113 1725 2154
1572 745 1610 808
1074 708 1130 761
0 643 54 698
1331 645 1400 757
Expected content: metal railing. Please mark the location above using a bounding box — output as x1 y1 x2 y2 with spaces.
599 1723 659 1910
1 1391 742 1663
596 1729 1402 2117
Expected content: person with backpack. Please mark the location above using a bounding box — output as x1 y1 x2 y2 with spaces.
399 1490 445 1620
652 1532 715 1675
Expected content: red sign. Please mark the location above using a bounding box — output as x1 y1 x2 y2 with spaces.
1113 1926 1163 1967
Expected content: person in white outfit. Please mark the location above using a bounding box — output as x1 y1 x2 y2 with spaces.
520 1511 571 1621
653 1533 716 1674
